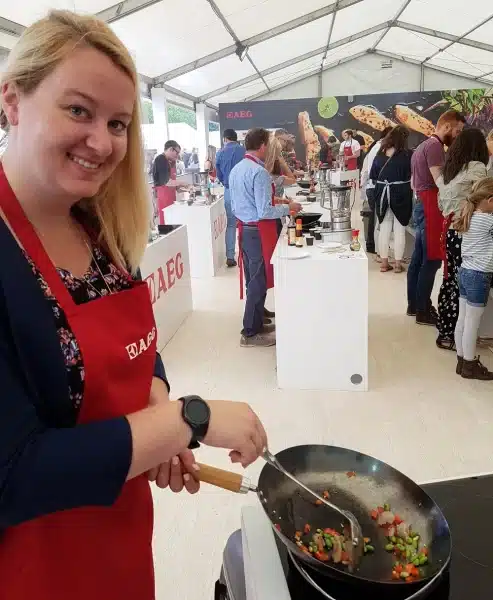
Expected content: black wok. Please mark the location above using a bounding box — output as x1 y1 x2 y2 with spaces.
198 445 451 589
298 180 317 190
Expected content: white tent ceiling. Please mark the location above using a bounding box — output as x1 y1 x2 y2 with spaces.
0 0 492 108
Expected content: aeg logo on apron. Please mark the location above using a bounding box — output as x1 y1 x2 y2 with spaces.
126 326 157 360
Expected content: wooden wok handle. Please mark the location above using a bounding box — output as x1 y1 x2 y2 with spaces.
196 463 253 494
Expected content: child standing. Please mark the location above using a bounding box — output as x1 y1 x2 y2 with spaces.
454 177 493 380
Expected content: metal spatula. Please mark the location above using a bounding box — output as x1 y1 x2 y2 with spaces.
263 449 364 569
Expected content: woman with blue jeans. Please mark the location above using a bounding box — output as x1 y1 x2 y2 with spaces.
454 177 493 379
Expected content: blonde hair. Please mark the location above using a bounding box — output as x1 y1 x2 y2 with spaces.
0 10 149 273
454 177 493 233
264 134 282 174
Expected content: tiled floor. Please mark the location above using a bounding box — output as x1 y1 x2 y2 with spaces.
154 250 493 600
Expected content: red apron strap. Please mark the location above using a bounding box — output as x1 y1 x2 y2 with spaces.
0 167 76 310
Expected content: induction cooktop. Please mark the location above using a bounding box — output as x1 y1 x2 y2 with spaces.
277 475 493 600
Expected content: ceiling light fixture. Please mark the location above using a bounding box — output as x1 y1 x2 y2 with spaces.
235 43 248 61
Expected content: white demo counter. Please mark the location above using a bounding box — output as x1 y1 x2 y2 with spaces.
271 229 368 392
164 197 227 278
140 225 193 351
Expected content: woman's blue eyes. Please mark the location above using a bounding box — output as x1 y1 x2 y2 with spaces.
68 106 128 133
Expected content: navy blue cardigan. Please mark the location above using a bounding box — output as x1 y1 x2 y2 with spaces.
0 218 168 528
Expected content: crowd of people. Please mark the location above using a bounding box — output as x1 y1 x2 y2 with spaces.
364 109 493 381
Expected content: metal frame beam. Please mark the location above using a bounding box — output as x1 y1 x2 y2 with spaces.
421 13 493 64
396 20 493 54
197 22 390 102
0 16 25 37
374 49 493 84
96 0 165 23
153 0 364 84
245 51 368 101
320 0 339 69
371 0 412 51
204 0 270 93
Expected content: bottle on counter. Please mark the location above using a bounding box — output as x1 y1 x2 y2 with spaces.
295 218 303 247
350 229 361 251
288 211 297 246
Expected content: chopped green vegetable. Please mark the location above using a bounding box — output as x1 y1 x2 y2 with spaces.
383 503 390 511
400 571 409 579
413 558 420 566
419 556 428 565
364 545 375 553
385 543 394 552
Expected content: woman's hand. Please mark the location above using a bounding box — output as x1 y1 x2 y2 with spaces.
204 400 268 468
147 378 200 494
149 449 200 494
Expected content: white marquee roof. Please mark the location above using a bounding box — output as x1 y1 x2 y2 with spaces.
1 0 493 107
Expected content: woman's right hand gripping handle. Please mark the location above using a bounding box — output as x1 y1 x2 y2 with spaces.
126 399 267 480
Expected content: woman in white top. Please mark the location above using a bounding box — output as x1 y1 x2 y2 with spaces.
436 128 490 351
454 177 493 380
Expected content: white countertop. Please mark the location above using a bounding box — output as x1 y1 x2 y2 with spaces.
272 229 367 263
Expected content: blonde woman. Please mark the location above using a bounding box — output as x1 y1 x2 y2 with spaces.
0 10 267 599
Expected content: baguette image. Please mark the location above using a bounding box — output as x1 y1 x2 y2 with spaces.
349 105 397 131
298 111 321 163
395 105 435 137
356 130 375 151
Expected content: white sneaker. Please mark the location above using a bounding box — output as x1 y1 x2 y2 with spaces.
240 332 276 348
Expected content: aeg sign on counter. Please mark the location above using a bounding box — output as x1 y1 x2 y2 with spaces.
139 226 193 351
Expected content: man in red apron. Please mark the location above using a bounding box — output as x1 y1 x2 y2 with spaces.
151 140 189 224
228 128 301 348
407 110 465 325
339 130 361 171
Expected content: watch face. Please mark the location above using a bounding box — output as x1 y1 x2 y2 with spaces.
187 398 210 424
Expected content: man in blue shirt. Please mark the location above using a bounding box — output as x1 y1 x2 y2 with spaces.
216 129 245 267
229 128 301 348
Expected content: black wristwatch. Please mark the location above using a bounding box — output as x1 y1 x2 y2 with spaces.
178 395 211 449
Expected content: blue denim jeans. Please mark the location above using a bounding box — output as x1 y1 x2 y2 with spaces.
406 202 442 312
223 188 237 260
241 225 266 337
458 267 492 307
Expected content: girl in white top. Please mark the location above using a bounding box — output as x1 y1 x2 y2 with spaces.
454 177 493 380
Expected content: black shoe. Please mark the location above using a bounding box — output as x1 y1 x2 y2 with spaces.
416 310 437 326
436 336 456 351
461 356 493 380
406 306 416 317
366 246 376 254
226 258 237 267
264 308 275 318
263 317 272 325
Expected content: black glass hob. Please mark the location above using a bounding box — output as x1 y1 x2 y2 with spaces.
276 475 493 600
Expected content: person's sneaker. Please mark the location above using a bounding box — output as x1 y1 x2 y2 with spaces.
461 356 493 380
240 332 276 347
456 356 464 375
406 306 416 317
226 258 237 267
264 308 275 318
260 323 275 334
416 310 437 326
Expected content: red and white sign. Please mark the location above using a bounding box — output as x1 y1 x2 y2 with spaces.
165 197 227 278
140 226 192 351
226 110 253 119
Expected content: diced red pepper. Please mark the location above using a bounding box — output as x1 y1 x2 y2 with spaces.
324 528 339 535
422 546 429 556
314 551 330 562
300 546 311 555
274 524 281 531
346 471 356 478
393 515 403 525
395 564 403 574
341 551 350 563
323 490 330 499
411 567 419 578
295 531 302 539
315 499 323 506
377 506 384 514
304 523 311 534
370 510 379 520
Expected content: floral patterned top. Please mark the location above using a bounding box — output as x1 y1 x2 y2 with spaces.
25 246 133 412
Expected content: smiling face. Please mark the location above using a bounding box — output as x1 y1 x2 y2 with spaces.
2 44 135 204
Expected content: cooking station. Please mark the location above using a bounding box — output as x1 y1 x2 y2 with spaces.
216 473 492 600
272 174 368 392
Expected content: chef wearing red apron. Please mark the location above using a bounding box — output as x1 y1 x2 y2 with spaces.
151 140 185 225
228 128 299 348
340 130 360 171
0 167 157 600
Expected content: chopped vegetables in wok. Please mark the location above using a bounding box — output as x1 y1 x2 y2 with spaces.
371 502 429 582
293 526 374 568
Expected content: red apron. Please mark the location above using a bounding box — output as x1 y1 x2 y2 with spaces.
238 154 279 300
419 188 444 261
0 169 157 600
156 162 177 225
343 141 357 171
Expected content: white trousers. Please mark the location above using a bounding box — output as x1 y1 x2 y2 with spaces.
378 208 406 260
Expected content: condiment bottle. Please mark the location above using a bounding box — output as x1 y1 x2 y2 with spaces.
295 218 303 247
288 211 296 246
350 229 361 251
